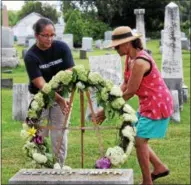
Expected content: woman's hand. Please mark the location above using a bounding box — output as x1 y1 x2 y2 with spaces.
92 109 106 124
57 97 70 115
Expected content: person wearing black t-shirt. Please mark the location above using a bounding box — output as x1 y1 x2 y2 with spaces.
24 18 75 166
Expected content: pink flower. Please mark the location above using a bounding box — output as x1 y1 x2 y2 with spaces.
32 135 43 145
95 157 111 169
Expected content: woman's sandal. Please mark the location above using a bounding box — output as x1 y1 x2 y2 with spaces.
151 170 170 181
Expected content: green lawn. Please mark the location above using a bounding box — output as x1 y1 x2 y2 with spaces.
1 40 190 184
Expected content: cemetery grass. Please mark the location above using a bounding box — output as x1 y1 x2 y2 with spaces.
1 40 190 184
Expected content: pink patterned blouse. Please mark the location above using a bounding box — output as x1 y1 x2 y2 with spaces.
124 50 173 120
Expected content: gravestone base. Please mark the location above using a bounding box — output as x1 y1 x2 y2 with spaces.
163 78 183 111
2 48 17 57
9 169 133 185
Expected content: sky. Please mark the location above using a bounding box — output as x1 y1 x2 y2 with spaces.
2 1 59 11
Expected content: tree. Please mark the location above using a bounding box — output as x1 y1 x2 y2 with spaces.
64 10 84 47
17 1 58 23
8 10 19 27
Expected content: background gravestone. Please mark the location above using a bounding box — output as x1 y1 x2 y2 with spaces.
63 34 73 49
170 90 180 122
86 54 123 120
2 27 20 68
95 40 102 49
12 84 31 121
82 37 93 51
134 9 146 49
104 31 112 41
161 2 185 117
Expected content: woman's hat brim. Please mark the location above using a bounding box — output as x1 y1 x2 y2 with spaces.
105 34 142 48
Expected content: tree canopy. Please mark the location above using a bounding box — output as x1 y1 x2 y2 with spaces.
17 1 58 23
61 0 190 38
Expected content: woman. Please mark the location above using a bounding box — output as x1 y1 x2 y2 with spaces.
96 26 173 185
24 18 75 166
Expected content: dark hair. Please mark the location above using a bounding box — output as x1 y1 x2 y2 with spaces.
33 18 55 35
131 38 143 50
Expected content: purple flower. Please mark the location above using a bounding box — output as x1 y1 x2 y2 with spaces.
32 135 43 145
95 157 111 169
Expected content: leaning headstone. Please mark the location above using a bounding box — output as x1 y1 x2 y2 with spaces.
170 90 180 122
12 84 31 121
1 78 13 88
2 27 19 68
134 9 146 48
161 2 184 111
82 37 93 51
9 169 134 185
86 54 122 120
63 34 73 49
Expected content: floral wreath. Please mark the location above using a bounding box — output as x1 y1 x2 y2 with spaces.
20 65 137 169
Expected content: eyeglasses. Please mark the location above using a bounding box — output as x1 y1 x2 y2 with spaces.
39 33 56 39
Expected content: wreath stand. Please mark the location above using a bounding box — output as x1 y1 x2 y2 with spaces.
53 87 118 168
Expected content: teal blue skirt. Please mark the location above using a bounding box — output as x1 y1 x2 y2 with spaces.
134 112 170 139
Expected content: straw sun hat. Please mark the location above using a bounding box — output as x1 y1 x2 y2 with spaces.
106 26 142 48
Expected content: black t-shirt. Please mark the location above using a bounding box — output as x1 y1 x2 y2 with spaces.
24 40 75 94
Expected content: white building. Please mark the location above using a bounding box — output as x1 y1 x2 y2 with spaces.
12 12 43 45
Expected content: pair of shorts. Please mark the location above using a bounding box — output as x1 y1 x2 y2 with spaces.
134 112 170 139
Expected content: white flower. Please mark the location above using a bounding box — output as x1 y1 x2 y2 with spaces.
73 65 88 82
123 113 138 123
42 83 51 94
125 141 134 156
28 109 38 119
88 72 103 85
53 163 61 169
76 81 85 90
32 153 48 164
111 98 125 110
104 80 113 91
121 125 136 141
105 146 126 166
56 70 73 85
22 123 29 130
31 100 40 111
49 76 60 89
20 129 30 139
34 92 44 102
110 85 123 97
62 165 72 170
123 104 136 114
101 87 109 101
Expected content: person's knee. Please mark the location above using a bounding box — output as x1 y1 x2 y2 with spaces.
134 137 148 148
